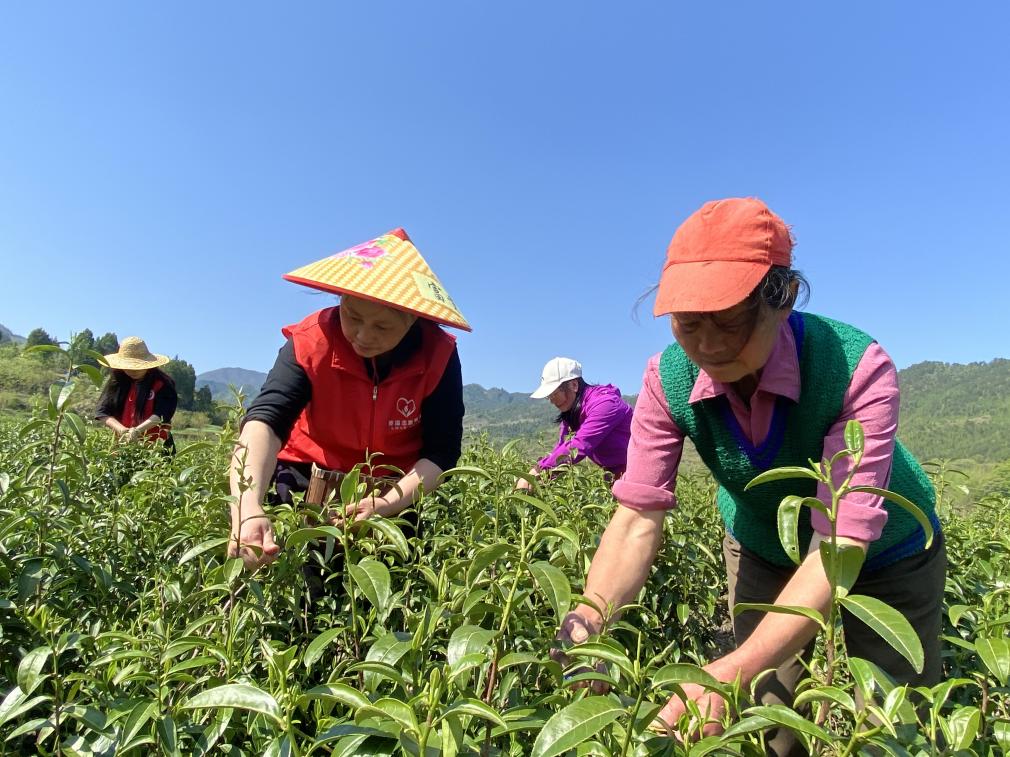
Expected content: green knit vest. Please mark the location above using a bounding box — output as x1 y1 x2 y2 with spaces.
659 312 936 568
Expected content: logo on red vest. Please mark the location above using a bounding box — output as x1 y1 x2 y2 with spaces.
390 397 420 432
148 390 156 401
396 397 417 418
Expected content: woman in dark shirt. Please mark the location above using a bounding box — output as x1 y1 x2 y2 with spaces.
228 229 469 571
95 337 178 450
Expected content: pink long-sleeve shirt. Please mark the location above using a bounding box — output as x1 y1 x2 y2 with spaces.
612 320 899 543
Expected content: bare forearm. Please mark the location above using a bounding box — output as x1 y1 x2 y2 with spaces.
722 534 867 685
133 414 162 433
376 458 442 516
576 507 665 628
229 420 282 526
103 416 128 434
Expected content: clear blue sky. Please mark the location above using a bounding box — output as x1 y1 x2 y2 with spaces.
2 3 1008 395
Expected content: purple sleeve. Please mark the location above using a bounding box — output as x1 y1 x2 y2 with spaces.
538 392 627 470
537 421 572 470
811 342 897 543
611 356 684 511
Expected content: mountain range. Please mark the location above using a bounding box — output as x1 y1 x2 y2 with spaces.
196 367 268 402
194 358 1010 464
0 324 25 346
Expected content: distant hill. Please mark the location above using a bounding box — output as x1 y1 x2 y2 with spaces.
897 359 1010 463
145 358 1010 465
0 324 25 345
196 367 268 402
463 384 557 445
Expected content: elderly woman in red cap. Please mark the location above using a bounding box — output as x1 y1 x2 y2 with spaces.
96 336 178 450
228 229 468 574
555 199 944 755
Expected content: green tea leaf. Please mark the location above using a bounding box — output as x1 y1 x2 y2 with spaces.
974 636 1010 686
466 543 514 585
182 684 282 725
56 381 76 411
776 495 804 565
0 687 51 728
356 697 420 735
732 603 824 628
841 595 924 673
17 646 52 696
438 465 493 481
565 640 634 680
943 705 981 751
499 652 542 671
529 560 571 620
793 686 855 712
818 541 865 597
359 517 411 560
438 698 507 728
362 632 413 691
847 485 934 549
507 492 558 524
285 526 344 549
447 625 495 668
303 628 343 670
843 420 865 454
651 663 723 691
298 683 370 711
530 697 625 757
179 537 230 565
349 557 392 616
745 466 822 490
744 704 832 744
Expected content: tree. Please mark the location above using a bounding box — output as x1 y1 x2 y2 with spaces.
68 329 97 368
164 357 196 410
194 385 215 414
25 328 57 348
93 332 119 358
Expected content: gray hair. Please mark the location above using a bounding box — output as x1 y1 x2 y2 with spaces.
758 266 810 310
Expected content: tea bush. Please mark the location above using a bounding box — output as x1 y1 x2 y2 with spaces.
1 369 1009 755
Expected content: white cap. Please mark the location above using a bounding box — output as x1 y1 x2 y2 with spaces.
530 357 583 399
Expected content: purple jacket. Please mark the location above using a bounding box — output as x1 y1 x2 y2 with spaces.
537 384 634 476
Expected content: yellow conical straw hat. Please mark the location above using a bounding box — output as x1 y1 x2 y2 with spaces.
283 228 471 332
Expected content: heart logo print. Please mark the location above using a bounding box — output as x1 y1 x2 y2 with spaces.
397 397 417 418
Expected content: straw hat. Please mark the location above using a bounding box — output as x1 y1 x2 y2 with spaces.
283 228 472 331
103 337 169 370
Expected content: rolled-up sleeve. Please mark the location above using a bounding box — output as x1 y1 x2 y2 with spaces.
611 356 683 511
538 393 625 470
812 342 897 542
537 423 574 470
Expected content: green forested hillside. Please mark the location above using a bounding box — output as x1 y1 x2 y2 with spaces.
3 341 1010 468
897 359 1010 462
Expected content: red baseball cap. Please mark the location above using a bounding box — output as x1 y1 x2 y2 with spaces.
654 197 793 315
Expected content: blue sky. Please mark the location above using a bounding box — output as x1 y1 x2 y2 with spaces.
2 2 1008 395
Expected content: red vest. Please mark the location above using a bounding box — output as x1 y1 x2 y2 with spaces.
277 307 457 476
119 377 171 441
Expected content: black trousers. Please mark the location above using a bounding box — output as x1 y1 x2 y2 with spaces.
723 532 946 756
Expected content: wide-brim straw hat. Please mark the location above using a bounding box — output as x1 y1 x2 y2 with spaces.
283 228 472 331
103 336 170 370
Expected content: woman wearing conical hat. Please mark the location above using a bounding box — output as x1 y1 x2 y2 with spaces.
228 228 469 572
95 337 178 451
